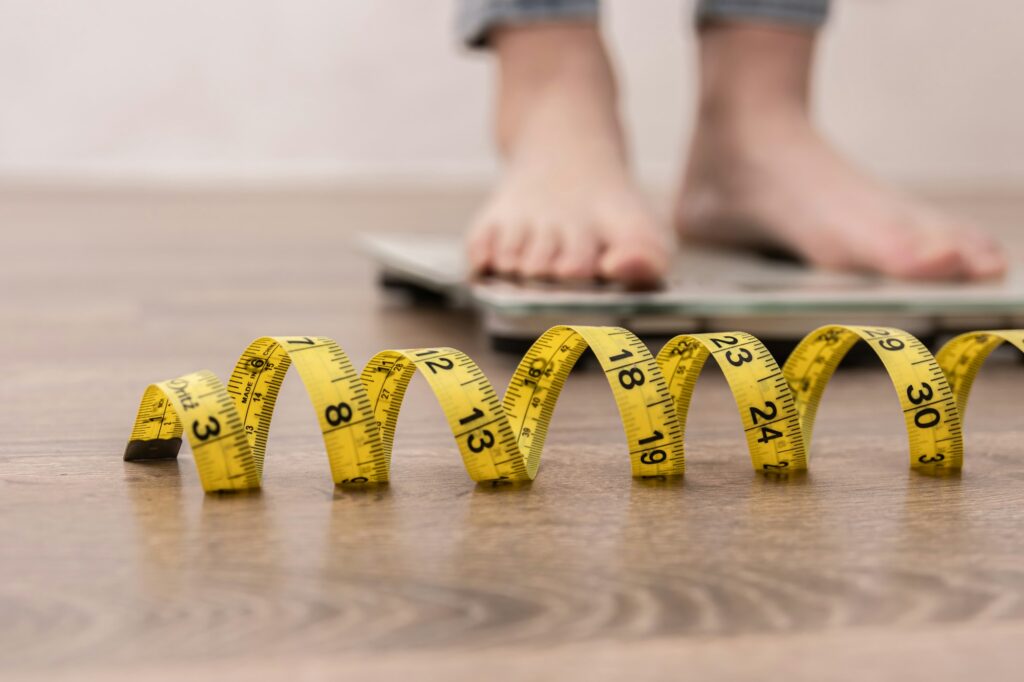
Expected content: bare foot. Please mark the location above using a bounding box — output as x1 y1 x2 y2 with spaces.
467 24 671 288
677 25 1006 281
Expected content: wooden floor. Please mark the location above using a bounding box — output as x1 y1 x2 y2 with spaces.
2 188 1024 681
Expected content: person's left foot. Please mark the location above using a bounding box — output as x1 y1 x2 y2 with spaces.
677 108 1007 280
677 23 1006 281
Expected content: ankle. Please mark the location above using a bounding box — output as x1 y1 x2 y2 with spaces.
696 23 816 128
493 24 617 97
491 24 624 160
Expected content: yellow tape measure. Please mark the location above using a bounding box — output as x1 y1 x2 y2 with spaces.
124 325 1023 492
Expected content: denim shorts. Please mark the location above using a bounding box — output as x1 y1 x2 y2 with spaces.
458 0 830 47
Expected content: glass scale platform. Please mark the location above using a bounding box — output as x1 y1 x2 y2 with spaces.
362 232 1024 351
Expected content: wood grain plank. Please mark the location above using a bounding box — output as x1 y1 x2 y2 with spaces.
1 189 1023 679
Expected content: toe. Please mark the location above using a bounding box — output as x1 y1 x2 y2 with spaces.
873 225 965 280
493 222 529 276
893 244 962 280
878 213 1008 281
466 222 495 275
552 227 600 280
598 226 672 288
518 224 561 279
957 228 1007 280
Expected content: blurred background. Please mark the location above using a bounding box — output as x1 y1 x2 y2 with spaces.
2 0 1023 194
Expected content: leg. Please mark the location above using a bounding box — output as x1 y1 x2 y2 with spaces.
459 1 671 288
678 1 1006 280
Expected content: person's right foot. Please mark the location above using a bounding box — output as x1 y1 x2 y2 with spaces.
466 25 671 288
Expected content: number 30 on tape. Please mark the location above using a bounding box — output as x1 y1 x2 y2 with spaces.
123 325 1024 492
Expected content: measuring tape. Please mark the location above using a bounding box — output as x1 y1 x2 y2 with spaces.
124 325 1022 492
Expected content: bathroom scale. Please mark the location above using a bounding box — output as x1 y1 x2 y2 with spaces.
361 232 1024 352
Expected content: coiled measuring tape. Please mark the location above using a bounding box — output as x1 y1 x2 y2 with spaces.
124 325 1023 492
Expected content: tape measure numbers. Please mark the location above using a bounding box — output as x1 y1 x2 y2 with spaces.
124 325 1023 492
783 325 963 472
125 326 684 491
656 331 807 472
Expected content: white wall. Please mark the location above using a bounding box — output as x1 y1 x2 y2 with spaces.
1 0 1022 189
